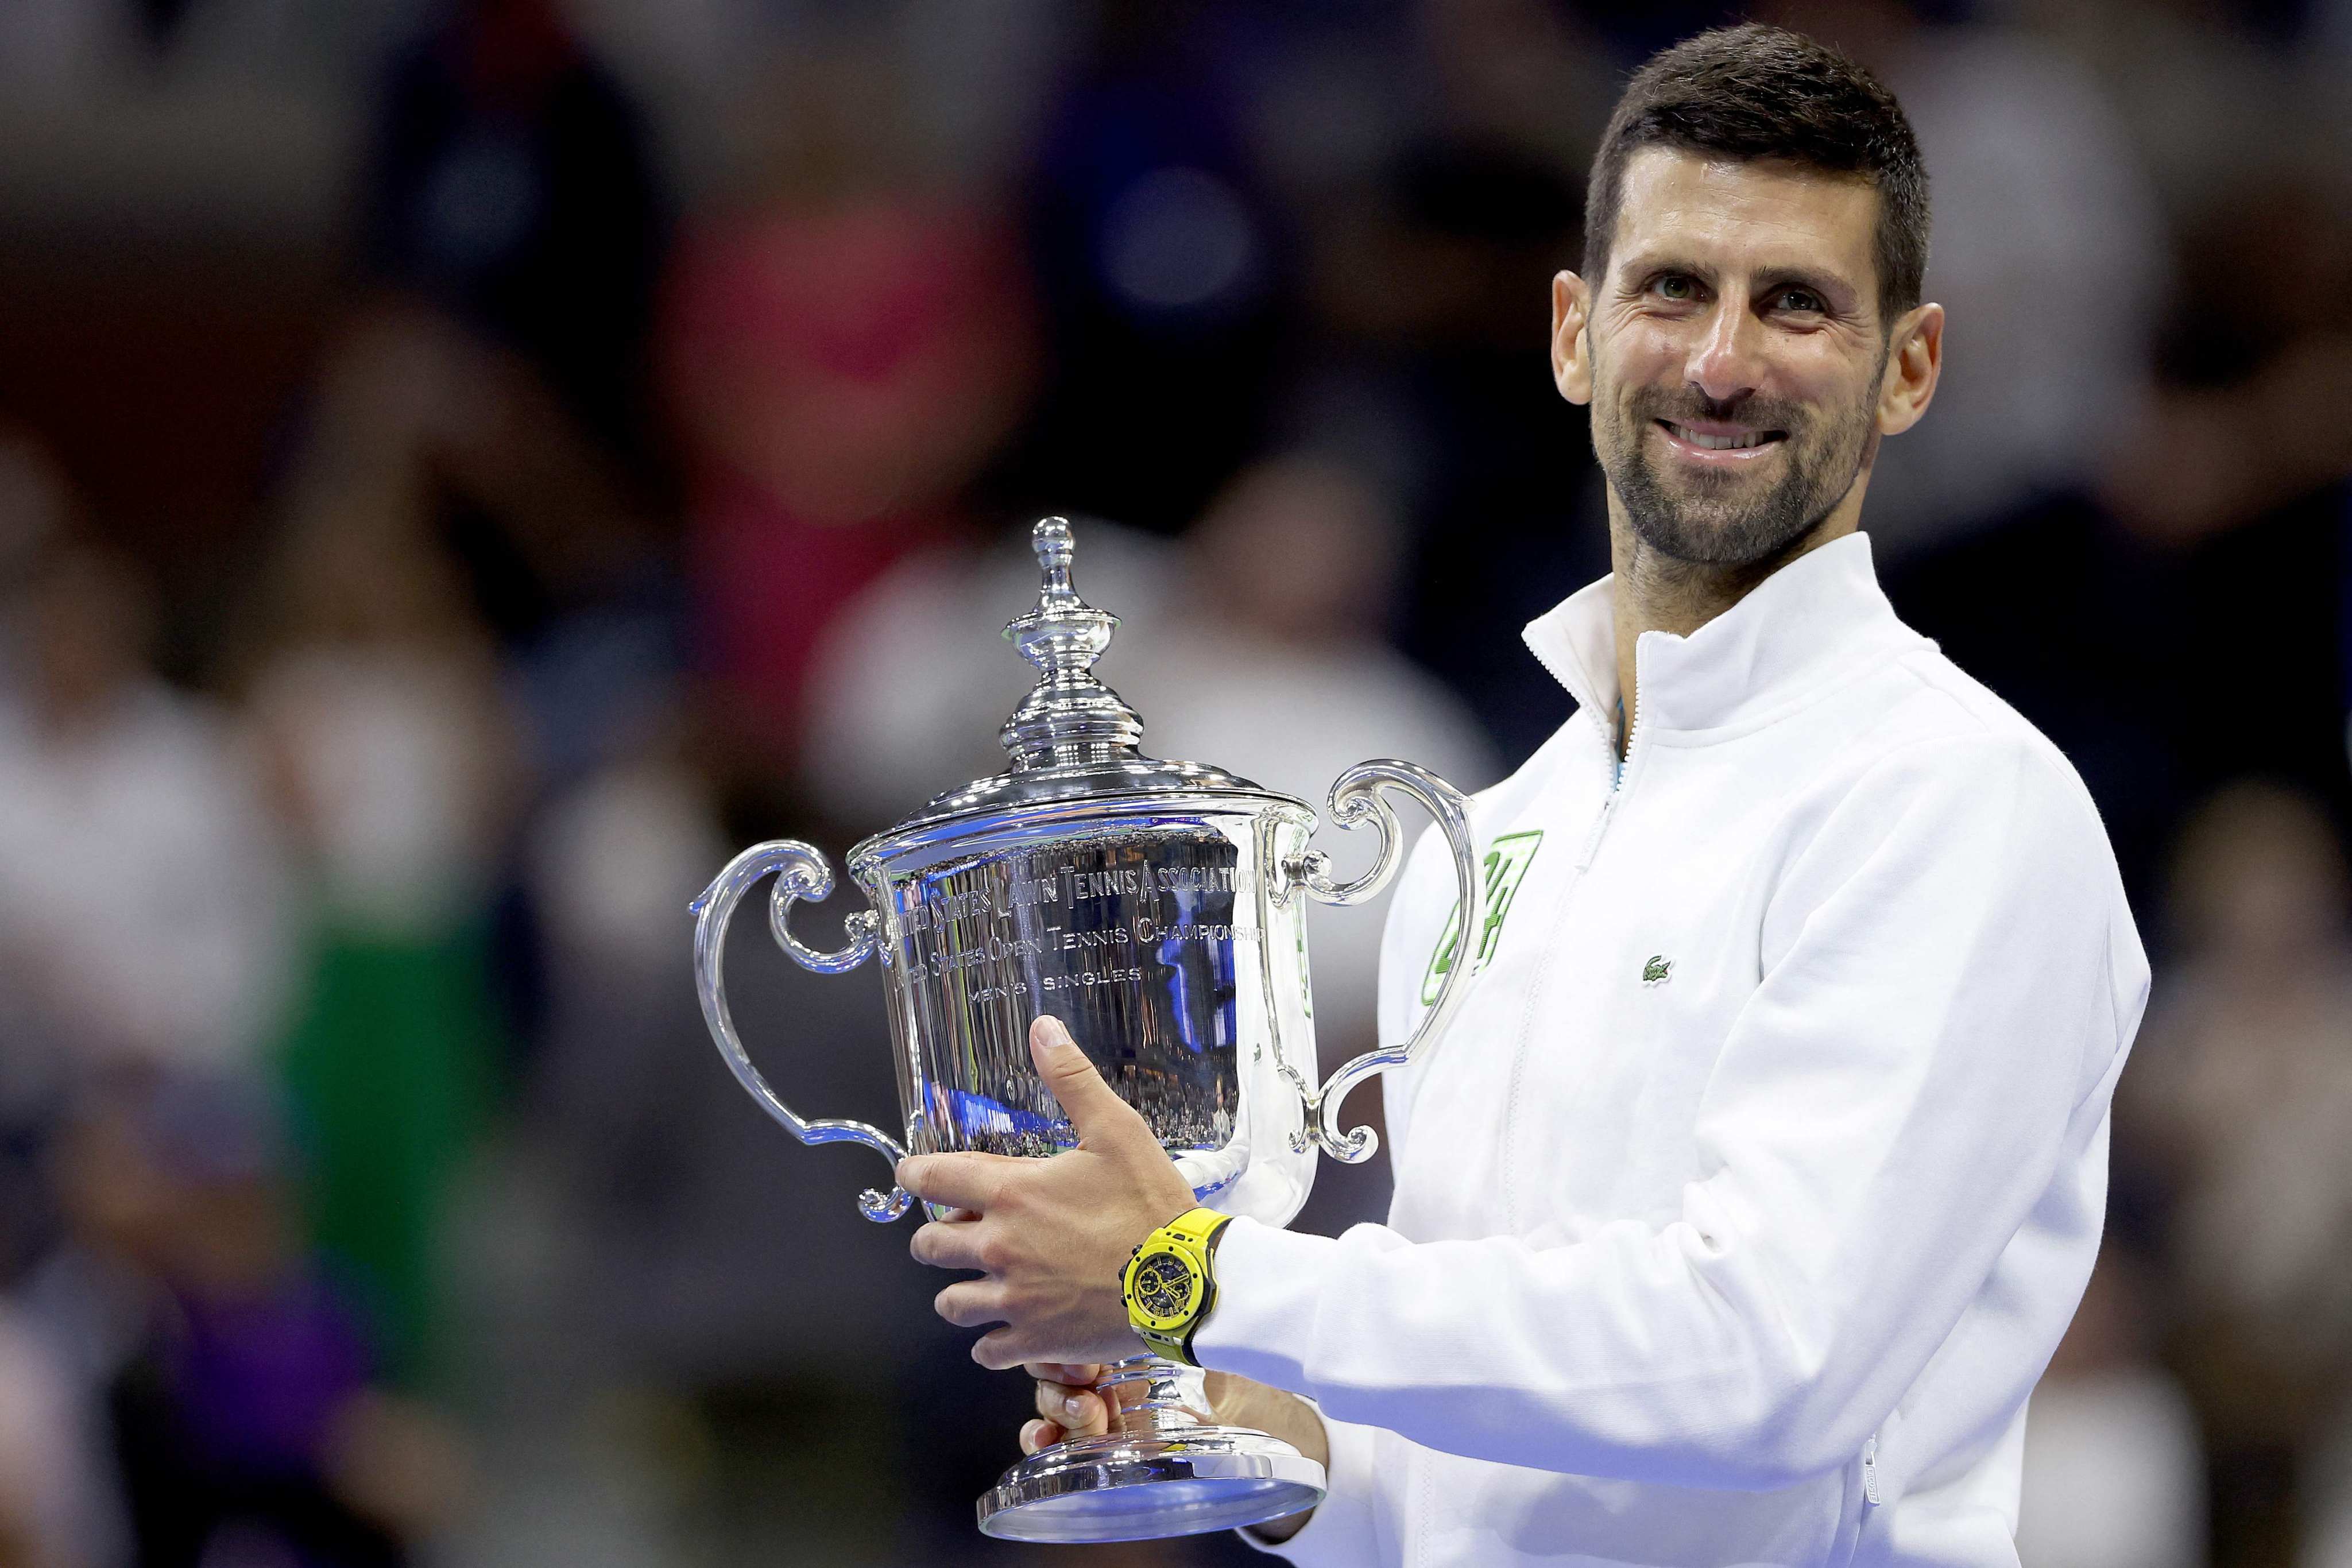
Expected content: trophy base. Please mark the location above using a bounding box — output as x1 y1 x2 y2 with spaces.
976 1426 1327 1543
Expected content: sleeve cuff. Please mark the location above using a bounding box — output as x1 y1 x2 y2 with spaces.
1201 1218 1384 1564
1194 1215 1336 1391
1237 1403 1383 1565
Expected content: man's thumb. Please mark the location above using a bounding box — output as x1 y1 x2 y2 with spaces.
1030 1015 1137 1143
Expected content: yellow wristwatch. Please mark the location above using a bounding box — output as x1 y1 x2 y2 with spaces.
1121 1207 1233 1366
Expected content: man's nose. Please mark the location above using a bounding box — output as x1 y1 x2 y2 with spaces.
1685 300 1763 405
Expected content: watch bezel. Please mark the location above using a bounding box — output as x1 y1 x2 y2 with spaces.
1128 1247 1204 1329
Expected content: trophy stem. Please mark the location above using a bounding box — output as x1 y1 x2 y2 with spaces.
1097 1354 1216 1436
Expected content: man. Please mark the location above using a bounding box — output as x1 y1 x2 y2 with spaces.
899 24 2148 1567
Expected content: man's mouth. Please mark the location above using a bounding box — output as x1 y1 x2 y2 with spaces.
1657 419 1788 452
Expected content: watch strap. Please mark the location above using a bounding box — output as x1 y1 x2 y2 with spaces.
1161 1206 1231 1253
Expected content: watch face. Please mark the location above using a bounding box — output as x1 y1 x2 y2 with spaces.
1131 1250 1197 1325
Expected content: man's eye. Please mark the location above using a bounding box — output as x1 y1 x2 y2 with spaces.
1774 288 1824 313
1654 275 1696 301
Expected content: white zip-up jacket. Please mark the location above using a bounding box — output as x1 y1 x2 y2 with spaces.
1200 533 2149 1567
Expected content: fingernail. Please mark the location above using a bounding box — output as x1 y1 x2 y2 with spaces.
1062 1393 1087 1419
1035 1016 1074 1050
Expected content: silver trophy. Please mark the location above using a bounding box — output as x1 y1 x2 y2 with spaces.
691 517 1484 1542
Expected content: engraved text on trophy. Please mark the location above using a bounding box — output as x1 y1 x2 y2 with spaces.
883 831 1256 1159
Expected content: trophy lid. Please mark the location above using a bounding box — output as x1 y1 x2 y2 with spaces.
872 517 1299 839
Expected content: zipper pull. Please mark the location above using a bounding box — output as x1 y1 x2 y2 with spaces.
1861 1435 1882 1506
1575 795 1615 870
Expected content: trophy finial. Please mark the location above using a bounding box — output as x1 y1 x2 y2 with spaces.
1006 516 1113 677
1026 516 1084 618
1034 515 1076 580
1000 517 1147 769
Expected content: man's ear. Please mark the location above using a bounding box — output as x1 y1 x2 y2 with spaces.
1552 270 1593 406
1877 301 1944 436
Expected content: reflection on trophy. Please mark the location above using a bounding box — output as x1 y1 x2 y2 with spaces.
690 517 1485 1542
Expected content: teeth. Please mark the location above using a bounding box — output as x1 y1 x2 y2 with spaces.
1669 423 1770 451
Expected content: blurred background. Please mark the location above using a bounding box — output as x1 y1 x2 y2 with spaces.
0 0 2346 1564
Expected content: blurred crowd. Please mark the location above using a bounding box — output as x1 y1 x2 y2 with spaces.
0 1 2347 1565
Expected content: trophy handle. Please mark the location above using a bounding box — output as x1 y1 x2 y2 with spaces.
690 840 912 1222
1287 760 1484 1164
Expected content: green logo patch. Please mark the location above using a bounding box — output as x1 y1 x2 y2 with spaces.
1419 831 1545 1005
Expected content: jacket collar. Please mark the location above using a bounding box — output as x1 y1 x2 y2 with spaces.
1520 532 1928 740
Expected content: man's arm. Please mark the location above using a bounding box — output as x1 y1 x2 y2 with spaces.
1194 733 2146 1489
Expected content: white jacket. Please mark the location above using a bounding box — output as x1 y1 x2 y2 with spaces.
1199 533 2148 1567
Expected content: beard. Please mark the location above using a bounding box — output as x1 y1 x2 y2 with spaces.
1597 370 1881 571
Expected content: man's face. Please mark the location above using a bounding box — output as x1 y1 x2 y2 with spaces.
1576 149 1891 568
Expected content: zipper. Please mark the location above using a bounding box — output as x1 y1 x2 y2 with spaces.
1860 1434 1882 1507
1575 664 1646 872
1502 636 1646 1229
1575 792 1614 869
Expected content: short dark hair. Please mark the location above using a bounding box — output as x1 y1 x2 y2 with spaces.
1583 24 1929 322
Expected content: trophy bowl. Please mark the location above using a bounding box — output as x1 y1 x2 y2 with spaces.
691 518 1484 1542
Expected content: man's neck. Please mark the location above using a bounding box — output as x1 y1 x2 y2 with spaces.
1606 504 1860 758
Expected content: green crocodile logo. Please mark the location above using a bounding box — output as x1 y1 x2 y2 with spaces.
1642 954 1673 986
1419 831 1545 1005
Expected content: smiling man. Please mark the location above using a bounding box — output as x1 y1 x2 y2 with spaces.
899 24 2148 1567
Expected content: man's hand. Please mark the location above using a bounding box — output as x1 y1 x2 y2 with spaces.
900 1015 1198 1368
1021 1363 1328 1544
